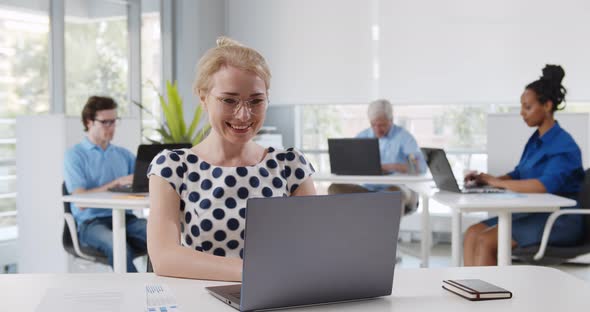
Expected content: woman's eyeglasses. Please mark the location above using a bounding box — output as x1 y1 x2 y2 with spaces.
93 118 120 127
214 95 268 116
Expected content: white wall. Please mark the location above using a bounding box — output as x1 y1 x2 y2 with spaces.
227 0 375 105
223 0 590 106
173 0 226 124
378 0 590 104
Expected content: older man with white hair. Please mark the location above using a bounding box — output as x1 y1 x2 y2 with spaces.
328 99 427 213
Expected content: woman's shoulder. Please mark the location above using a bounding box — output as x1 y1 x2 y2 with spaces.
149 148 200 171
265 147 316 177
266 147 309 163
551 127 581 153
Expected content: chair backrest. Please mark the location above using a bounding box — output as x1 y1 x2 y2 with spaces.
577 169 590 241
62 182 72 214
62 182 74 249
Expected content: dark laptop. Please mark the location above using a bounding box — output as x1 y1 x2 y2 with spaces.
108 143 191 193
421 147 505 194
206 192 402 311
328 138 382 175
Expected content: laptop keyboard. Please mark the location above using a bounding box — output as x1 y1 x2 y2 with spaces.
108 184 134 193
464 187 505 194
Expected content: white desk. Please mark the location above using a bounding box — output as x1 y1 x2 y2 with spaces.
62 192 149 273
313 173 432 185
314 173 433 267
430 191 577 266
2 266 588 311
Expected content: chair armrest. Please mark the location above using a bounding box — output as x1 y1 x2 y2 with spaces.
64 213 97 261
534 209 590 260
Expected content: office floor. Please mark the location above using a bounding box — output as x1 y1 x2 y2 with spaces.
398 242 590 282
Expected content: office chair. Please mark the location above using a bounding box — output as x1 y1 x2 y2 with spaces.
513 169 590 265
62 182 110 265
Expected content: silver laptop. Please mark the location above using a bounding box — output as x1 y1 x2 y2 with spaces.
206 192 402 311
421 147 505 194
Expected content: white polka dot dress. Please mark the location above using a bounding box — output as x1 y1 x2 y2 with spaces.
147 147 315 259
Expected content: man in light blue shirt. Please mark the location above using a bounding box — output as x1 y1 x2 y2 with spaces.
328 99 426 213
64 96 147 272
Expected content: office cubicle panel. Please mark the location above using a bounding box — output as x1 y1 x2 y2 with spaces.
487 113 590 176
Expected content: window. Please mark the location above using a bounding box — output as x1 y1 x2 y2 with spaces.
0 6 49 228
299 101 590 179
140 1 162 142
298 103 521 175
65 0 128 116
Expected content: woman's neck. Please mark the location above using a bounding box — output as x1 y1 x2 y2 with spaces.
538 116 556 137
194 131 264 166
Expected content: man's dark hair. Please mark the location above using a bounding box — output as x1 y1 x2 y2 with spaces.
81 96 118 131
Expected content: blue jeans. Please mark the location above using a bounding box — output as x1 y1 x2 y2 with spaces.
78 215 147 272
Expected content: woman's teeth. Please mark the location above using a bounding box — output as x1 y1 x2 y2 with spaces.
229 123 251 130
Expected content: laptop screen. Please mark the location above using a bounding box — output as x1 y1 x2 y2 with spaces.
327 138 381 175
133 143 192 190
421 147 462 192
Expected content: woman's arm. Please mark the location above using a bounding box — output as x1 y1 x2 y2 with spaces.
147 176 243 281
292 177 317 196
478 173 546 193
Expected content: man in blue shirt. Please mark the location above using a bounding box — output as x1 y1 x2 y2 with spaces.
328 99 427 213
64 96 147 272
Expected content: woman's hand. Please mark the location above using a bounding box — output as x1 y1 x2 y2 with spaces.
464 172 502 187
464 171 480 184
476 173 502 187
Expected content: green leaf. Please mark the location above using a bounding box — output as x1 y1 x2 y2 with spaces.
166 81 186 137
131 100 156 118
148 80 210 145
155 127 174 142
192 124 211 146
158 92 180 140
147 138 162 144
187 103 204 139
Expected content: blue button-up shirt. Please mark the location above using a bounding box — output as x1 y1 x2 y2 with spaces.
356 124 427 191
64 137 136 225
507 121 584 197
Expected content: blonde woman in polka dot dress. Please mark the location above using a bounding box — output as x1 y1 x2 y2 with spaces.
147 37 316 281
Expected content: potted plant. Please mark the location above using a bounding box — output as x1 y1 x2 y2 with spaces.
135 80 210 145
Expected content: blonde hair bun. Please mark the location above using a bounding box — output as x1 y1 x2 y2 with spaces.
194 36 271 94
216 36 243 48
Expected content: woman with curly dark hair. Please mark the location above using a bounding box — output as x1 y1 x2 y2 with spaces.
463 65 585 266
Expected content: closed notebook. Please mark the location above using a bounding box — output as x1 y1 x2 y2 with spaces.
442 279 512 301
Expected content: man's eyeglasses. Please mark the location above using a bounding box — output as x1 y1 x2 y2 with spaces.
214 95 268 116
93 118 120 127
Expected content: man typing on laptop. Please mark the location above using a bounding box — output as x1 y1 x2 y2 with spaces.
63 96 147 272
328 99 427 213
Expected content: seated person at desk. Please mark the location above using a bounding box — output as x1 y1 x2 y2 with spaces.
328 99 427 213
64 96 147 272
146 37 316 281
463 65 585 266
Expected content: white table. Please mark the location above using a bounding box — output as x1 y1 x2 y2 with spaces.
314 173 434 267
2 266 588 311
62 192 149 273
430 191 577 266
